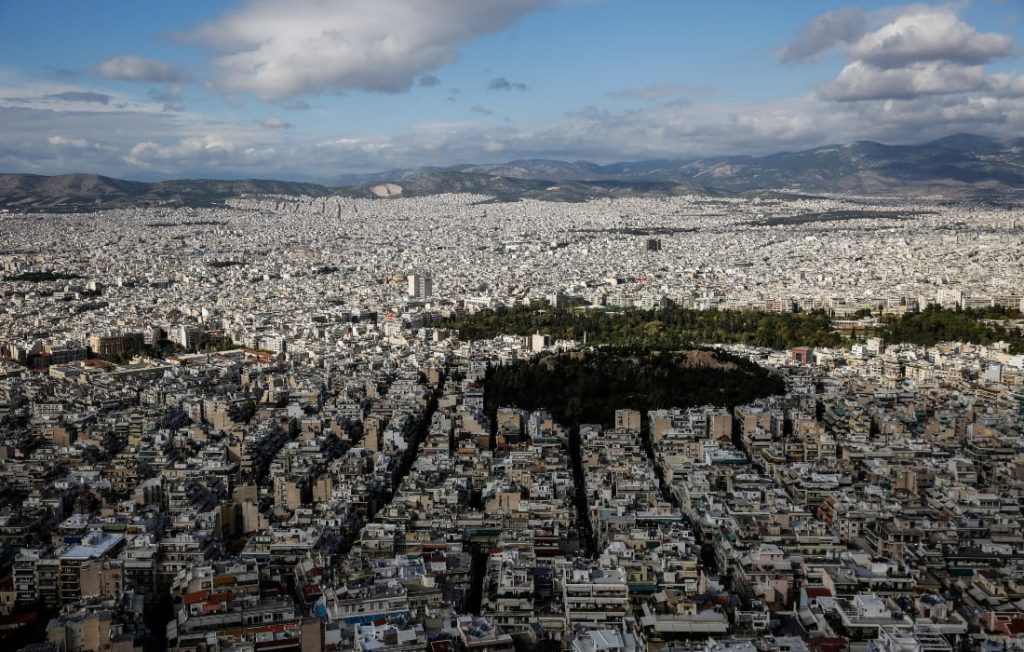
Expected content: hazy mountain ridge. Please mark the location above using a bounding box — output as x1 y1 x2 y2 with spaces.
0 174 332 211
335 170 708 202
3 134 1023 211
337 133 1024 200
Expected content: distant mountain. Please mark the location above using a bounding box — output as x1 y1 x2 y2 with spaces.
335 133 1024 201
3 134 1023 210
336 170 707 202
0 173 331 211
681 134 1024 197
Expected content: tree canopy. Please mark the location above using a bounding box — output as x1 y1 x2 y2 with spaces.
447 304 1024 353
448 304 844 350
485 347 784 428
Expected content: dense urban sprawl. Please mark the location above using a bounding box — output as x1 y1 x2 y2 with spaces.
0 193 1023 652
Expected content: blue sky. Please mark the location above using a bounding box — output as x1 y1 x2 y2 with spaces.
0 0 1022 180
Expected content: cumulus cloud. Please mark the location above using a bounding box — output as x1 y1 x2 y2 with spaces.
822 61 992 101
850 10 1012 68
795 5 1020 103
778 7 868 63
991 73 1024 97
0 77 286 178
96 55 186 83
488 76 527 91
185 0 557 100
127 136 235 165
782 5 1013 69
47 135 91 149
0 104 186 177
418 74 442 88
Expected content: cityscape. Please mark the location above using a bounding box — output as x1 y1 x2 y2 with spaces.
3 2 1024 652
1 189 1023 652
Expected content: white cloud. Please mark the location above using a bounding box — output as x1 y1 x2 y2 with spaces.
47 135 91 149
778 7 867 63
797 5 1020 103
0 74 286 178
991 73 1024 97
849 9 1012 68
125 135 283 173
821 61 992 101
185 0 558 100
96 55 186 83
129 136 235 161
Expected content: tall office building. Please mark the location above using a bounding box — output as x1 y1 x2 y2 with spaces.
407 273 433 299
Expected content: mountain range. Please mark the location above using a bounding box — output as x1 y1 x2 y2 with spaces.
2 133 1022 211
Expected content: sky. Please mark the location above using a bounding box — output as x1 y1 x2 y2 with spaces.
1 0 1022 181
